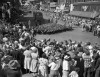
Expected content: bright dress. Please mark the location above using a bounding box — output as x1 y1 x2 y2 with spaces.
38 58 48 77
23 50 32 70
30 52 38 73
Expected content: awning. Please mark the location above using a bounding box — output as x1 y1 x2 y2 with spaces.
69 11 100 18
73 1 100 6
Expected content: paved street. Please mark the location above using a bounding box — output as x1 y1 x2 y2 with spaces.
36 26 100 45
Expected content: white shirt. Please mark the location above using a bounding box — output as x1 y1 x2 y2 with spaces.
69 71 79 77
48 62 59 70
63 60 70 71
43 46 52 56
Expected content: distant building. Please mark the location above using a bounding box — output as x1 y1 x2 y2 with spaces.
69 1 100 19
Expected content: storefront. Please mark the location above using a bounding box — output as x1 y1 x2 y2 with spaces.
69 1 100 18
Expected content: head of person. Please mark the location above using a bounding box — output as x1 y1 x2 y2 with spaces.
64 54 71 61
55 56 60 60
74 67 80 73
86 42 91 46
8 60 20 69
30 46 38 53
42 53 47 59
85 49 90 56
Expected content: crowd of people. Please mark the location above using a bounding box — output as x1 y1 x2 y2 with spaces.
45 10 100 37
0 2 100 77
43 10 100 37
34 23 72 34
62 15 100 37
0 15 100 77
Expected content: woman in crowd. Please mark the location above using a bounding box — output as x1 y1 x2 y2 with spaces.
0 13 100 77
30 46 39 77
38 53 48 77
23 47 32 73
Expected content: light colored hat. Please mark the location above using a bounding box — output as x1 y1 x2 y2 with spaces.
88 45 93 50
3 37 8 42
14 41 18 44
8 60 20 69
55 56 60 60
30 47 38 53
43 46 52 52
24 32 29 37
72 41 76 44
64 55 70 59
19 38 24 42
77 52 83 57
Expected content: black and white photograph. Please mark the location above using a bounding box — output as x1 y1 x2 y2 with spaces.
0 0 100 77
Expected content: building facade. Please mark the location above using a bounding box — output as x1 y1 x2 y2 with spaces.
65 0 100 4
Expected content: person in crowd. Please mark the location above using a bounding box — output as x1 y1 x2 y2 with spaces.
3 60 22 77
0 8 100 77
62 54 71 77
23 47 32 73
48 57 59 77
69 68 79 77
30 46 39 77
38 53 48 77
75 51 84 77
94 55 100 77
82 49 93 77
55 55 62 77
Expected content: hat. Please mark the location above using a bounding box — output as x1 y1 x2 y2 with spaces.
3 37 8 42
77 52 83 57
30 47 38 53
64 55 70 59
72 41 76 44
55 56 60 60
8 60 20 69
14 41 18 44
19 38 24 42
24 32 29 37
86 42 91 45
67 51 76 59
43 46 52 52
88 45 93 50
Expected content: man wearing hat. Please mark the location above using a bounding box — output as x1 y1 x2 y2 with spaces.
62 54 71 77
3 60 22 77
55 55 62 77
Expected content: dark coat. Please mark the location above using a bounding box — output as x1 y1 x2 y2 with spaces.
3 66 22 77
75 56 84 77
95 58 100 77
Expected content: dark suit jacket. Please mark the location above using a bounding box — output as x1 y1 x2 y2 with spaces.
74 56 84 76
4 66 22 77
95 58 100 69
